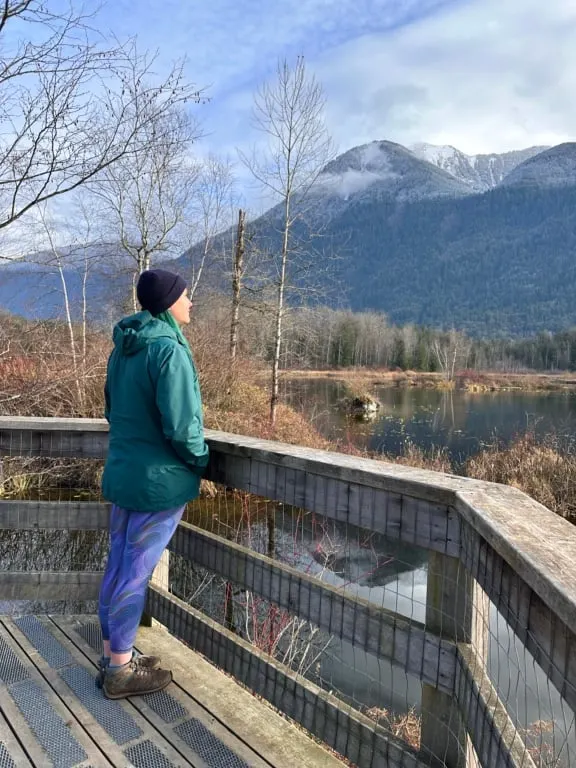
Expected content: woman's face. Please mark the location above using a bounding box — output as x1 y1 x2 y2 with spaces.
169 289 192 325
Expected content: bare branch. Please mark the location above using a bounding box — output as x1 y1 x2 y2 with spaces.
0 5 206 230
239 56 334 424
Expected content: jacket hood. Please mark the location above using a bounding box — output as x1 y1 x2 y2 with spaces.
112 311 177 356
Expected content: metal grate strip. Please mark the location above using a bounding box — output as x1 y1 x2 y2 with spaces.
14 616 74 668
174 719 250 768
60 665 142 746
0 635 30 685
144 690 187 723
75 621 102 654
124 740 176 768
9 679 87 768
0 744 16 768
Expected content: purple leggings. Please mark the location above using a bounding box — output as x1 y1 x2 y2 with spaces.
98 504 184 654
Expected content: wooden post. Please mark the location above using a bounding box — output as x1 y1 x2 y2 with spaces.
421 551 488 768
141 549 170 627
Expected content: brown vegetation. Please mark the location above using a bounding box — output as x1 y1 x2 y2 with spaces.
364 706 420 751
3 314 576 521
283 367 576 393
465 433 576 522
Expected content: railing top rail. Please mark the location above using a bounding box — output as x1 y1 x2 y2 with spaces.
2 416 576 640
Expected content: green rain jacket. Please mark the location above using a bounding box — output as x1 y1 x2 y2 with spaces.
101 311 209 511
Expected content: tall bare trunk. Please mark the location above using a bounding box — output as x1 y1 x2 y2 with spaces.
132 272 139 313
81 257 88 367
270 199 290 425
57 261 83 410
230 208 245 361
132 252 150 312
81 255 89 410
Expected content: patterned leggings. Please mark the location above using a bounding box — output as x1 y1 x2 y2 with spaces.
98 504 184 654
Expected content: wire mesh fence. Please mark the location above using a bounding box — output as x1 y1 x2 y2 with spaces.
1 419 575 767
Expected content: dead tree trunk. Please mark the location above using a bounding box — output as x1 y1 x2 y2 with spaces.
230 209 245 361
270 201 290 426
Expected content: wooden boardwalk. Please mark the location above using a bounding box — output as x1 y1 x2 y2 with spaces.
0 615 345 768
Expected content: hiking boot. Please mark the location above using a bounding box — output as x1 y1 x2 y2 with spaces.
103 660 172 699
95 652 161 689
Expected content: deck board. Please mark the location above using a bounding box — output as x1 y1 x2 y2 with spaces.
0 615 346 768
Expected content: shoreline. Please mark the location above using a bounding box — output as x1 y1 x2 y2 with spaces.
279 368 576 392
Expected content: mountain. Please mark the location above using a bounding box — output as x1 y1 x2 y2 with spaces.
172 140 576 336
500 143 576 189
311 140 473 206
409 143 548 192
2 139 576 337
0 250 133 324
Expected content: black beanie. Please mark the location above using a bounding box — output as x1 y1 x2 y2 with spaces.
136 269 187 316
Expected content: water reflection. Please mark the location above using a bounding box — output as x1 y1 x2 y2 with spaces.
282 379 576 464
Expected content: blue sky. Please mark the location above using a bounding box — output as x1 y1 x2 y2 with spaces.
95 0 575 172
2 0 574 231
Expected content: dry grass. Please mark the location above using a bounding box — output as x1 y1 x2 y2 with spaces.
458 371 576 392
0 457 103 500
364 706 420 751
0 315 108 418
465 433 576 522
283 367 576 392
204 381 329 449
334 436 453 474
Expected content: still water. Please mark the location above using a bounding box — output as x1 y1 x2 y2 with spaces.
277 379 576 760
282 378 576 463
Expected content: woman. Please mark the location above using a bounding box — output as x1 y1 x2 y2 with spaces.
98 268 209 699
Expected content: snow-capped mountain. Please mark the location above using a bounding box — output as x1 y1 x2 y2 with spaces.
500 143 576 189
311 140 472 207
409 143 548 192
4 138 576 336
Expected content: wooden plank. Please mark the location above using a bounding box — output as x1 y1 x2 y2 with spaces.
145 585 429 768
0 621 112 767
0 708 34 767
36 616 223 768
56 615 312 768
0 571 102 601
0 681 68 767
209 456 459 555
0 500 110 530
456 645 536 768
421 552 479 768
461 522 576 713
169 522 456 693
0 417 108 433
0 419 459 550
0 427 108 459
203 428 473 506
134 624 347 768
456 485 576 645
0 417 108 459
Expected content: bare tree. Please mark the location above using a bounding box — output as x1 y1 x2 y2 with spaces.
0 2 203 234
31 198 105 410
93 107 201 310
432 330 471 381
188 155 235 300
240 57 334 424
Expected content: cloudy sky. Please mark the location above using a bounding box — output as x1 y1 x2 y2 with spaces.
100 0 575 160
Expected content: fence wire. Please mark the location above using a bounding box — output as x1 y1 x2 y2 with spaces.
0 423 575 767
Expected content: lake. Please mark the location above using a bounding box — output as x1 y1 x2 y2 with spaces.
278 378 576 763
282 378 576 463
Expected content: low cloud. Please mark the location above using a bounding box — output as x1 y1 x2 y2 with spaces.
315 0 576 154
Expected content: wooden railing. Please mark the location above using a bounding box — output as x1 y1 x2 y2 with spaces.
2 416 576 768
